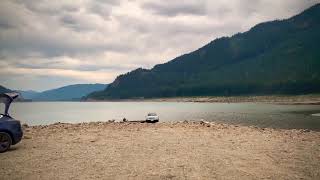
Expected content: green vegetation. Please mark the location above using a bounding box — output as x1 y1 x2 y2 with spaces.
0 85 12 94
32 84 107 101
88 4 320 99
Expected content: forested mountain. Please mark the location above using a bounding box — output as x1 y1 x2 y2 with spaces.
0 85 12 94
33 84 107 101
17 90 39 99
88 4 320 99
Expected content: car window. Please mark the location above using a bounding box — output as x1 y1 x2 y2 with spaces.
0 103 4 114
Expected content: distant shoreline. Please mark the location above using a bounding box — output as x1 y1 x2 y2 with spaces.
85 94 320 105
17 94 320 105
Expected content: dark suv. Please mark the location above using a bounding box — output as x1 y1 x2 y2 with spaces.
0 93 23 153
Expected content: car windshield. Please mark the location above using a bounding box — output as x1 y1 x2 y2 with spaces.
148 113 157 116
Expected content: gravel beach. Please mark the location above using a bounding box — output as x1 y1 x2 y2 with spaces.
1 121 319 180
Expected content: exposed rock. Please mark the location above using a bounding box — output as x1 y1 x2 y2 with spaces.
22 123 29 128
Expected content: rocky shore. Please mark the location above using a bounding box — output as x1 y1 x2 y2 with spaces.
87 94 320 105
1 121 319 179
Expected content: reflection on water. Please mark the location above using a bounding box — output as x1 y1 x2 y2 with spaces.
2 102 320 130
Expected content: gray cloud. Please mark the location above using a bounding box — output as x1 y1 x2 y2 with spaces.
16 0 80 15
60 15 78 26
0 0 319 91
142 0 206 17
88 0 122 19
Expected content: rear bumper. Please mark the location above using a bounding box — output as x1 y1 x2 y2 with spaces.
146 119 159 122
12 130 23 145
0 117 23 145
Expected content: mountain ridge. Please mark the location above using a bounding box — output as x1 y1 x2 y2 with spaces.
22 84 107 101
87 4 320 99
0 85 12 94
33 83 107 101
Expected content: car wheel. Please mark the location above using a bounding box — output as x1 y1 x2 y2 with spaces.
0 132 12 153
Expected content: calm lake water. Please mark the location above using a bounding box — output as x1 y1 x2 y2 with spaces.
2 102 320 130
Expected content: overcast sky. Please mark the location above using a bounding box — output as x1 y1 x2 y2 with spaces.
0 0 319 91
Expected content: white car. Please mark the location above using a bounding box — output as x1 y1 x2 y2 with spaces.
146 113 159 123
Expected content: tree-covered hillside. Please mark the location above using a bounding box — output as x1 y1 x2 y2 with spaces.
33 84 107 101
0 85 12 94
88 4 320 99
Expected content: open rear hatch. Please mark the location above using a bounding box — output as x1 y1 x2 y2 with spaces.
0 93 19 116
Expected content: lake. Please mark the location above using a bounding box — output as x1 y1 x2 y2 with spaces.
2 102 320 130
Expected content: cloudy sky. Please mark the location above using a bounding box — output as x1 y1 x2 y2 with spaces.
0 0 319 91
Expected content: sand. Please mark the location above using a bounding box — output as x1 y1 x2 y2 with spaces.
1 121 320 180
